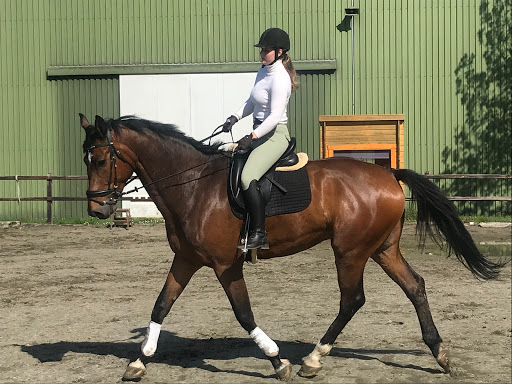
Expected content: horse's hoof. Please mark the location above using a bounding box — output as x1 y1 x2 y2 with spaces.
275 359 292 381
297 362 322 378
122 358 147 381
436 344 450 373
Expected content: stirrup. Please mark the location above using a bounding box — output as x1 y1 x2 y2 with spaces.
245 249 258 264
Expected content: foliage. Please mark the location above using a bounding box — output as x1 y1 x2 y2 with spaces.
442 0 511 216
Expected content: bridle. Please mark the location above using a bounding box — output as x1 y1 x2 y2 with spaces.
85 128 136 206
85 126 228 207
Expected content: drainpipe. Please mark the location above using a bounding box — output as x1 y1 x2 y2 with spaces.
345 3 359 115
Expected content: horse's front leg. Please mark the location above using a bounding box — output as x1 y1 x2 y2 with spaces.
215 255 292 381
123 254 200 381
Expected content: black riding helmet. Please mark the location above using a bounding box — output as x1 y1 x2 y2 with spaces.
254 28 290 65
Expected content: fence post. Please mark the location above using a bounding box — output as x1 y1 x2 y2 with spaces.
47 173 53 223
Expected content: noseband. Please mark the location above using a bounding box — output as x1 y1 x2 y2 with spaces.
85 128 134 206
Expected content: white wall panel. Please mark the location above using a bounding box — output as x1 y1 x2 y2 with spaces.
119 73 256 217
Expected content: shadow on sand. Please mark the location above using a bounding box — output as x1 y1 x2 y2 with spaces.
19 329 441 378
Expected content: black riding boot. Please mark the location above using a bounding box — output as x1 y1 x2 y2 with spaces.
240 180 269 250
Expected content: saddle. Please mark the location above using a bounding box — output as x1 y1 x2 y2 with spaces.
227 137 312 220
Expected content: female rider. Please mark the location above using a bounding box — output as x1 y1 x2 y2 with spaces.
222 28 299 250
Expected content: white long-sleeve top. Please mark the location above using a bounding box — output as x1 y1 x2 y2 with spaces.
233 60 291 138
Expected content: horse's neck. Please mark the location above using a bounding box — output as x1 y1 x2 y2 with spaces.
129 135 218 215
136 139 210 181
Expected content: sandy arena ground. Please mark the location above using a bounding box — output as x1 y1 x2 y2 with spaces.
1 222 510 384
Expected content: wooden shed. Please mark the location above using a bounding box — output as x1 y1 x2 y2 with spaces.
319 114 405 169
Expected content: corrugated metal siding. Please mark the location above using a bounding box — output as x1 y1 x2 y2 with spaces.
0 0 509 219
0 0 119 220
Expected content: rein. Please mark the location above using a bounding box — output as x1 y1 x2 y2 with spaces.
121 155 225 195
85 127 228 206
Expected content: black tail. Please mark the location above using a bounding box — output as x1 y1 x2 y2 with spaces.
393 168 505 280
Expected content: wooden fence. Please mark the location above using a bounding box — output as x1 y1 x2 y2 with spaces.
419 173 512 201
0 175 151 223
0 173 510 223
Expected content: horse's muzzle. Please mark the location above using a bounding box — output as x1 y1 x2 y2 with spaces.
88 203 115 220
87 200 116 220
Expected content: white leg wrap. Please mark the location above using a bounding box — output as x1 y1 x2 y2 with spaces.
250 327 279 357
303 343 333 367
141 321 161 357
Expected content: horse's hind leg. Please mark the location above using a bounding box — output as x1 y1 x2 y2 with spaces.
372 232 450 373
299 249 367 377
123 254 200 381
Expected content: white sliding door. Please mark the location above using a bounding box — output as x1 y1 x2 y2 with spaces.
119 73 255 217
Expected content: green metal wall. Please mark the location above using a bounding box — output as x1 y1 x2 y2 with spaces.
0 0 510 220
0 0 120 219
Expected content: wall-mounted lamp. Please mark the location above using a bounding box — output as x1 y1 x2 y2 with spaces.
345 7 359 16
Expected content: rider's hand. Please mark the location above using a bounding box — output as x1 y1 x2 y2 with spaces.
236 134 253 150
222 115 238 132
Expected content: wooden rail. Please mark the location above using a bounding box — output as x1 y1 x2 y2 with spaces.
418 173 512 202
1 173 510 222
0 174 152 223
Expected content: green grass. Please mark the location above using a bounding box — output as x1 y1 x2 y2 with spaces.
404 207 511 223
2 212 510 226
457 215 511 223
0 217 165 226
52 217 165 226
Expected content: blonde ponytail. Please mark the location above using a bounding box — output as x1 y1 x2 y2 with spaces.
282 54 299 92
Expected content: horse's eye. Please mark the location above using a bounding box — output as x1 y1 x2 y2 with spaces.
97 159 107 167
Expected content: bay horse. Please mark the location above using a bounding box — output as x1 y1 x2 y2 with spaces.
80 113 503 381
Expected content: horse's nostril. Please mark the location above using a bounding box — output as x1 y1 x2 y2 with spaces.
88 210 100 218
88 208 110 220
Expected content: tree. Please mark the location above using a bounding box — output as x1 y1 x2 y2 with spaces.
443 0 511 215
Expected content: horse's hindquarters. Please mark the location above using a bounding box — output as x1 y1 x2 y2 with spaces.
261 159 405 258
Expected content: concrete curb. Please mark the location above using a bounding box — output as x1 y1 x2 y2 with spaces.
477 222 512 228
0 221 21 229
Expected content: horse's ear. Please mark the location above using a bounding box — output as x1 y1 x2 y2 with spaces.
79 113 90 129
94 115 108 137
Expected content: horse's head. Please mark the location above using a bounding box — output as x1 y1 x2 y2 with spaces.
80 114 135 219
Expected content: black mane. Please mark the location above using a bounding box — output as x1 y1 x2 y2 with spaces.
83 116 223 155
